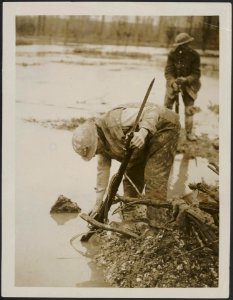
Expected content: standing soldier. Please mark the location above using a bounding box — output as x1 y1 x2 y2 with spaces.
164 32 201 141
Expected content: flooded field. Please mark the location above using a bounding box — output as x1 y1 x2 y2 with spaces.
15 44 219 287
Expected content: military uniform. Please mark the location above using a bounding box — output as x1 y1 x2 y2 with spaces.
164 46 201 105
95 103 180 227
164 39 201 140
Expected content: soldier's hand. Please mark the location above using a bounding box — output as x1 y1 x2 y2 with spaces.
172 81 179 92
89 199 103 218
130 128 148 149
176 76 187 85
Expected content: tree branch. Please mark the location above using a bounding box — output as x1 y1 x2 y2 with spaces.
115 195 171 208
80 213 140 239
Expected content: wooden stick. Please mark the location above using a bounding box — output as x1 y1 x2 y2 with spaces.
80 213 140 239
208 164 219 175
115 195 171 208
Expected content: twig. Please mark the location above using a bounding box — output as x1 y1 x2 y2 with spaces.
115 195 171 209
175 239 219 258
70 230 100 256
80 213 140 239
70 230 99 244
191 226 204 247
208 164 219 175
124 174 143 197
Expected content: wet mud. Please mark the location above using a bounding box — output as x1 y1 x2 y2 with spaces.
93 228 218 287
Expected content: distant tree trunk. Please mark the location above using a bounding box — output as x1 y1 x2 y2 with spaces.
166 26 176 47
64 18 70 45
188 16 193 35
98 16 105 44
202 16 211 52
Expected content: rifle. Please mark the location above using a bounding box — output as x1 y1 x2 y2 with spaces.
174 77 184 114
80 78 155 242
175 94 180 114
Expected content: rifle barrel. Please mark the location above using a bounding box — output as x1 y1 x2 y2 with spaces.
132 78 155 132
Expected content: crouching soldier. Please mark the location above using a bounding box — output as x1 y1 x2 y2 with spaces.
164 32 201 141
72 103 180 228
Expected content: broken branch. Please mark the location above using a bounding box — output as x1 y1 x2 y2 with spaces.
80 213 140 239
115 195 171 208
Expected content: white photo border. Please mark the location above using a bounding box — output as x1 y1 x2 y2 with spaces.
2 2 231 298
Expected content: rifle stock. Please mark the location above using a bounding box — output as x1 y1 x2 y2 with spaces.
80 136 134 242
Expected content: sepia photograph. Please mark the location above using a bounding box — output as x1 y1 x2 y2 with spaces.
2 2 231 298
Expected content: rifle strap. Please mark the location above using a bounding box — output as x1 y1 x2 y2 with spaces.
96 124 110 151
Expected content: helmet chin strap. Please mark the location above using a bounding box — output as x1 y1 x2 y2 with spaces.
95 136 102 155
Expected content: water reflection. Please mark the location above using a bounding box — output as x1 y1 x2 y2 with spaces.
50 213 79 225
72 234 110 287
171 154 189 197
169 154 218 199
76 260 110 287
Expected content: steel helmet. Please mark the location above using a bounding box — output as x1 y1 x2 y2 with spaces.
173 32 194 47
72 120 98 161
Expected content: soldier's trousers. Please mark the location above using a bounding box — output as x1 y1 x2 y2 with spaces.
164 89 195 134
164 88 194 108
123 121 180 227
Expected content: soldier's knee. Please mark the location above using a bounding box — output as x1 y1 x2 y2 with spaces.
185 105 194 116
164 97 174 109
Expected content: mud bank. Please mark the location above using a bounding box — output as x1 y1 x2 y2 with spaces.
93 228 218 287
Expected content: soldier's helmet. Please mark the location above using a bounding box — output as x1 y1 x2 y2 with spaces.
173 32 194 47
72 120 98 161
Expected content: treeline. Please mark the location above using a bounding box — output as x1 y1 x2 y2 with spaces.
16 16 219 50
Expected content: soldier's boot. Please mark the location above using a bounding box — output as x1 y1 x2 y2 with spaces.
185 107 197 141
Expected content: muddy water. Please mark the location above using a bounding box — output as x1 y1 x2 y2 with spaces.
168 154 218 198
15 119 108 287
15 44 219 287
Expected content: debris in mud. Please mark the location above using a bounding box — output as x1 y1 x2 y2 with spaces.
73 47 152 60
212 138 219 150
94 228 218 288
50 195 81 213
24 117 91 131
208 103 219 114
188 182 219 201
91 175 219 288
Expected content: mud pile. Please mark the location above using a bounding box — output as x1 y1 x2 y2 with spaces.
50 195 81 213
94 224 218 287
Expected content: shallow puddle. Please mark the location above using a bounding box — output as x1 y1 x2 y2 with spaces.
168 153 218 198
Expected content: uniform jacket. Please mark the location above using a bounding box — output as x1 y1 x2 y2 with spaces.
94 103 180 204
165 46 201 100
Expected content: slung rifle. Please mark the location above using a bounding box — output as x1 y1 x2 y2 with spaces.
81 78 155 242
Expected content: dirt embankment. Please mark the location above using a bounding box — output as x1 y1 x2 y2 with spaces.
93 227 218 287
